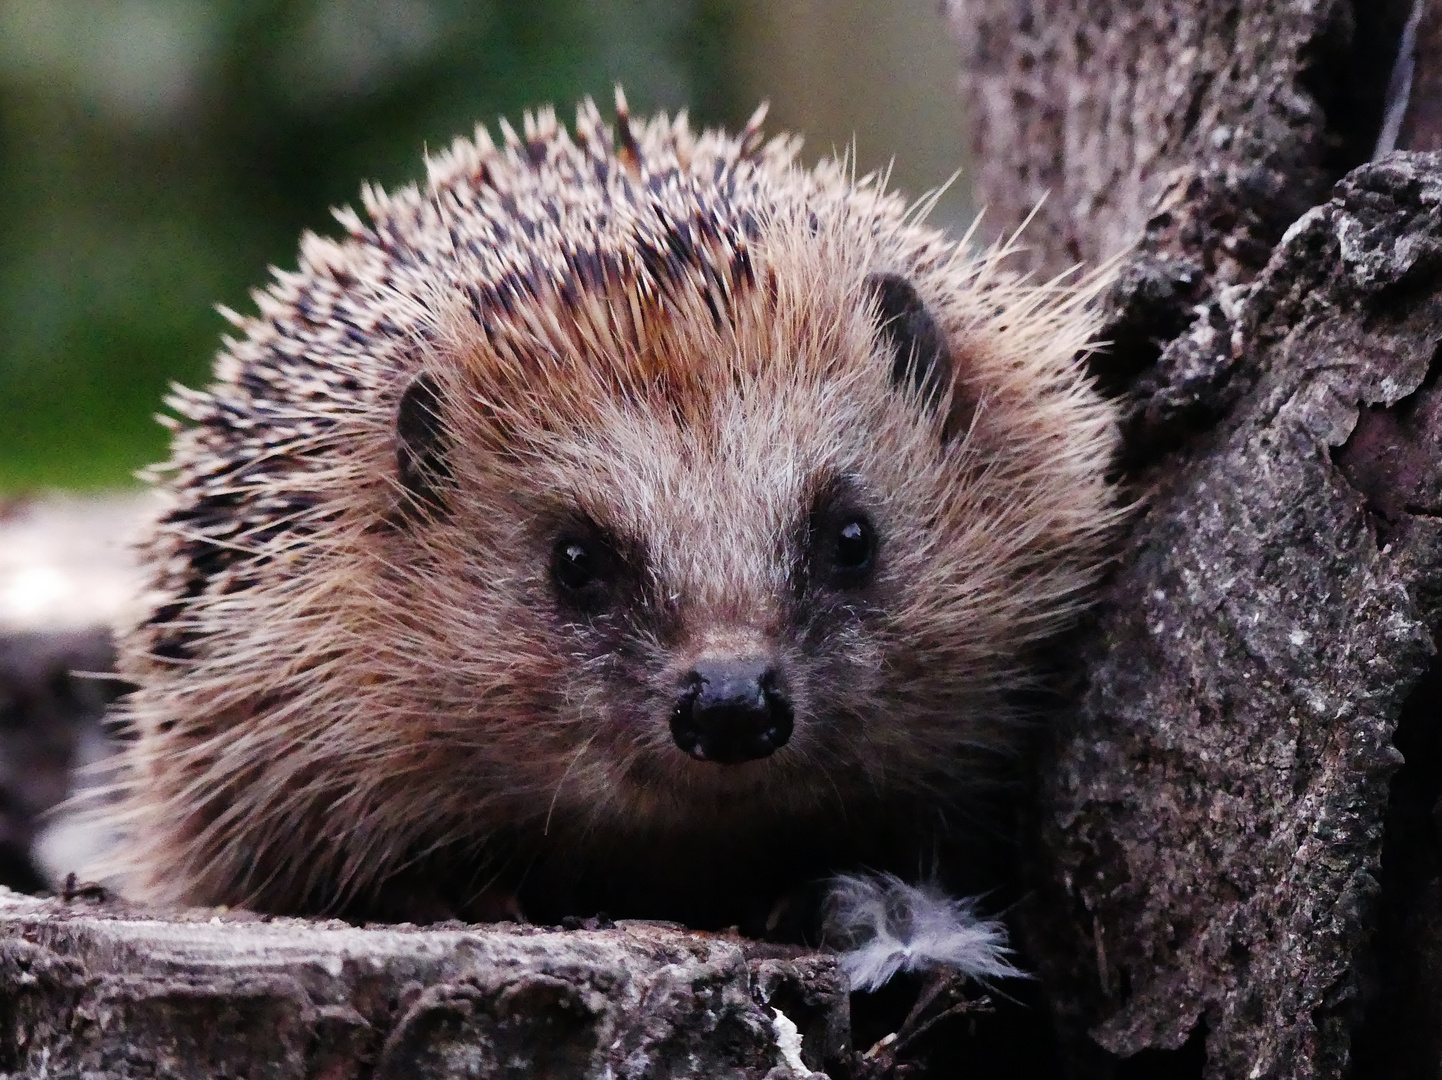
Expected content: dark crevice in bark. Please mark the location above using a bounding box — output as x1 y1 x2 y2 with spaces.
1109 296 1248 474
1112 1021 1207 1080
1302 0 1415 175
1347 637 1442 1080
1088 260 1207 400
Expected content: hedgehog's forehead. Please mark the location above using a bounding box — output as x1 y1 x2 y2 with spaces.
530 382 862 592
555 378 856 516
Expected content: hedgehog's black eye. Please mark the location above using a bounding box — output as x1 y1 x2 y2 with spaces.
553 539 598 593
834 519 875 572
805 492 879 592
549 516 649 619
828 515 876 586
550 529 629 615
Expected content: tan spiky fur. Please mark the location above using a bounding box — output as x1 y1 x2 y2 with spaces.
105 94 1121 928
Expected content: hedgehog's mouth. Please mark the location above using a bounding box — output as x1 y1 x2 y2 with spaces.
610 731 802 816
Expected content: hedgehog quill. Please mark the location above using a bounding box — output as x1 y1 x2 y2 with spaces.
105 93 1120 987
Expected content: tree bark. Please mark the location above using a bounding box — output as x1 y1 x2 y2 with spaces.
949 2 1442 1078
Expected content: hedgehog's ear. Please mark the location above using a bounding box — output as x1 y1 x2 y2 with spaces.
396 372 452 517
866 273 975 442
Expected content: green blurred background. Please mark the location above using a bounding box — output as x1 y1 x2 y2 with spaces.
0 0 969 491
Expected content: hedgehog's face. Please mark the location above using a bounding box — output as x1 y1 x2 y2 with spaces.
529 425 894 780
377 246 1057 837
369 195 1118 851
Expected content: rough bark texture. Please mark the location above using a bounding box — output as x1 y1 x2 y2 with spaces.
0 888 848 1079
948 0 1415 454
948 0 1409 283
950 2 1442 1078
1040 153 1442 1080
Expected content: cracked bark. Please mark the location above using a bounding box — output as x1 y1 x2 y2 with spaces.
948 2 1442 1078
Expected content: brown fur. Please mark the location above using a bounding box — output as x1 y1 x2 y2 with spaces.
104 95 1121 927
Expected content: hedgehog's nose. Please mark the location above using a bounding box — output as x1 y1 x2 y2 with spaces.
671 659 793 765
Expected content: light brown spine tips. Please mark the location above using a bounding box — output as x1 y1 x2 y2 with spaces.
613 85 641 180
741 102 770 158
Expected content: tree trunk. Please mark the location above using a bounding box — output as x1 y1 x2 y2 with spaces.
949 1 1442 1077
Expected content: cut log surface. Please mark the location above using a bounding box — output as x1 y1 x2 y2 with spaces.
0 887 847 1080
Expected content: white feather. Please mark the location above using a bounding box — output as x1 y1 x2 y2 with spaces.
824 872 1024 992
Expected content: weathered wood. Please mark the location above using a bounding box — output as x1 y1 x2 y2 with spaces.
0 888 848 1080
946 0 1409 284
947 2 1442 1077
1037 152 1442 1080
946 0 1416 470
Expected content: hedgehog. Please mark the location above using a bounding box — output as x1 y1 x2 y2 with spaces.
104 92 1119 985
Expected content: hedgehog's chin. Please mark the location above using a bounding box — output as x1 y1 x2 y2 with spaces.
605 747 811 827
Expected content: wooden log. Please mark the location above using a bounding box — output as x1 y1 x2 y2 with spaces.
0 888 848 1080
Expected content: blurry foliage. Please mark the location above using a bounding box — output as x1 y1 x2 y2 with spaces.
0 0 742 490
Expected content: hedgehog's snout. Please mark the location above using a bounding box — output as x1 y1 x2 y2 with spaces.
669 658 793 765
